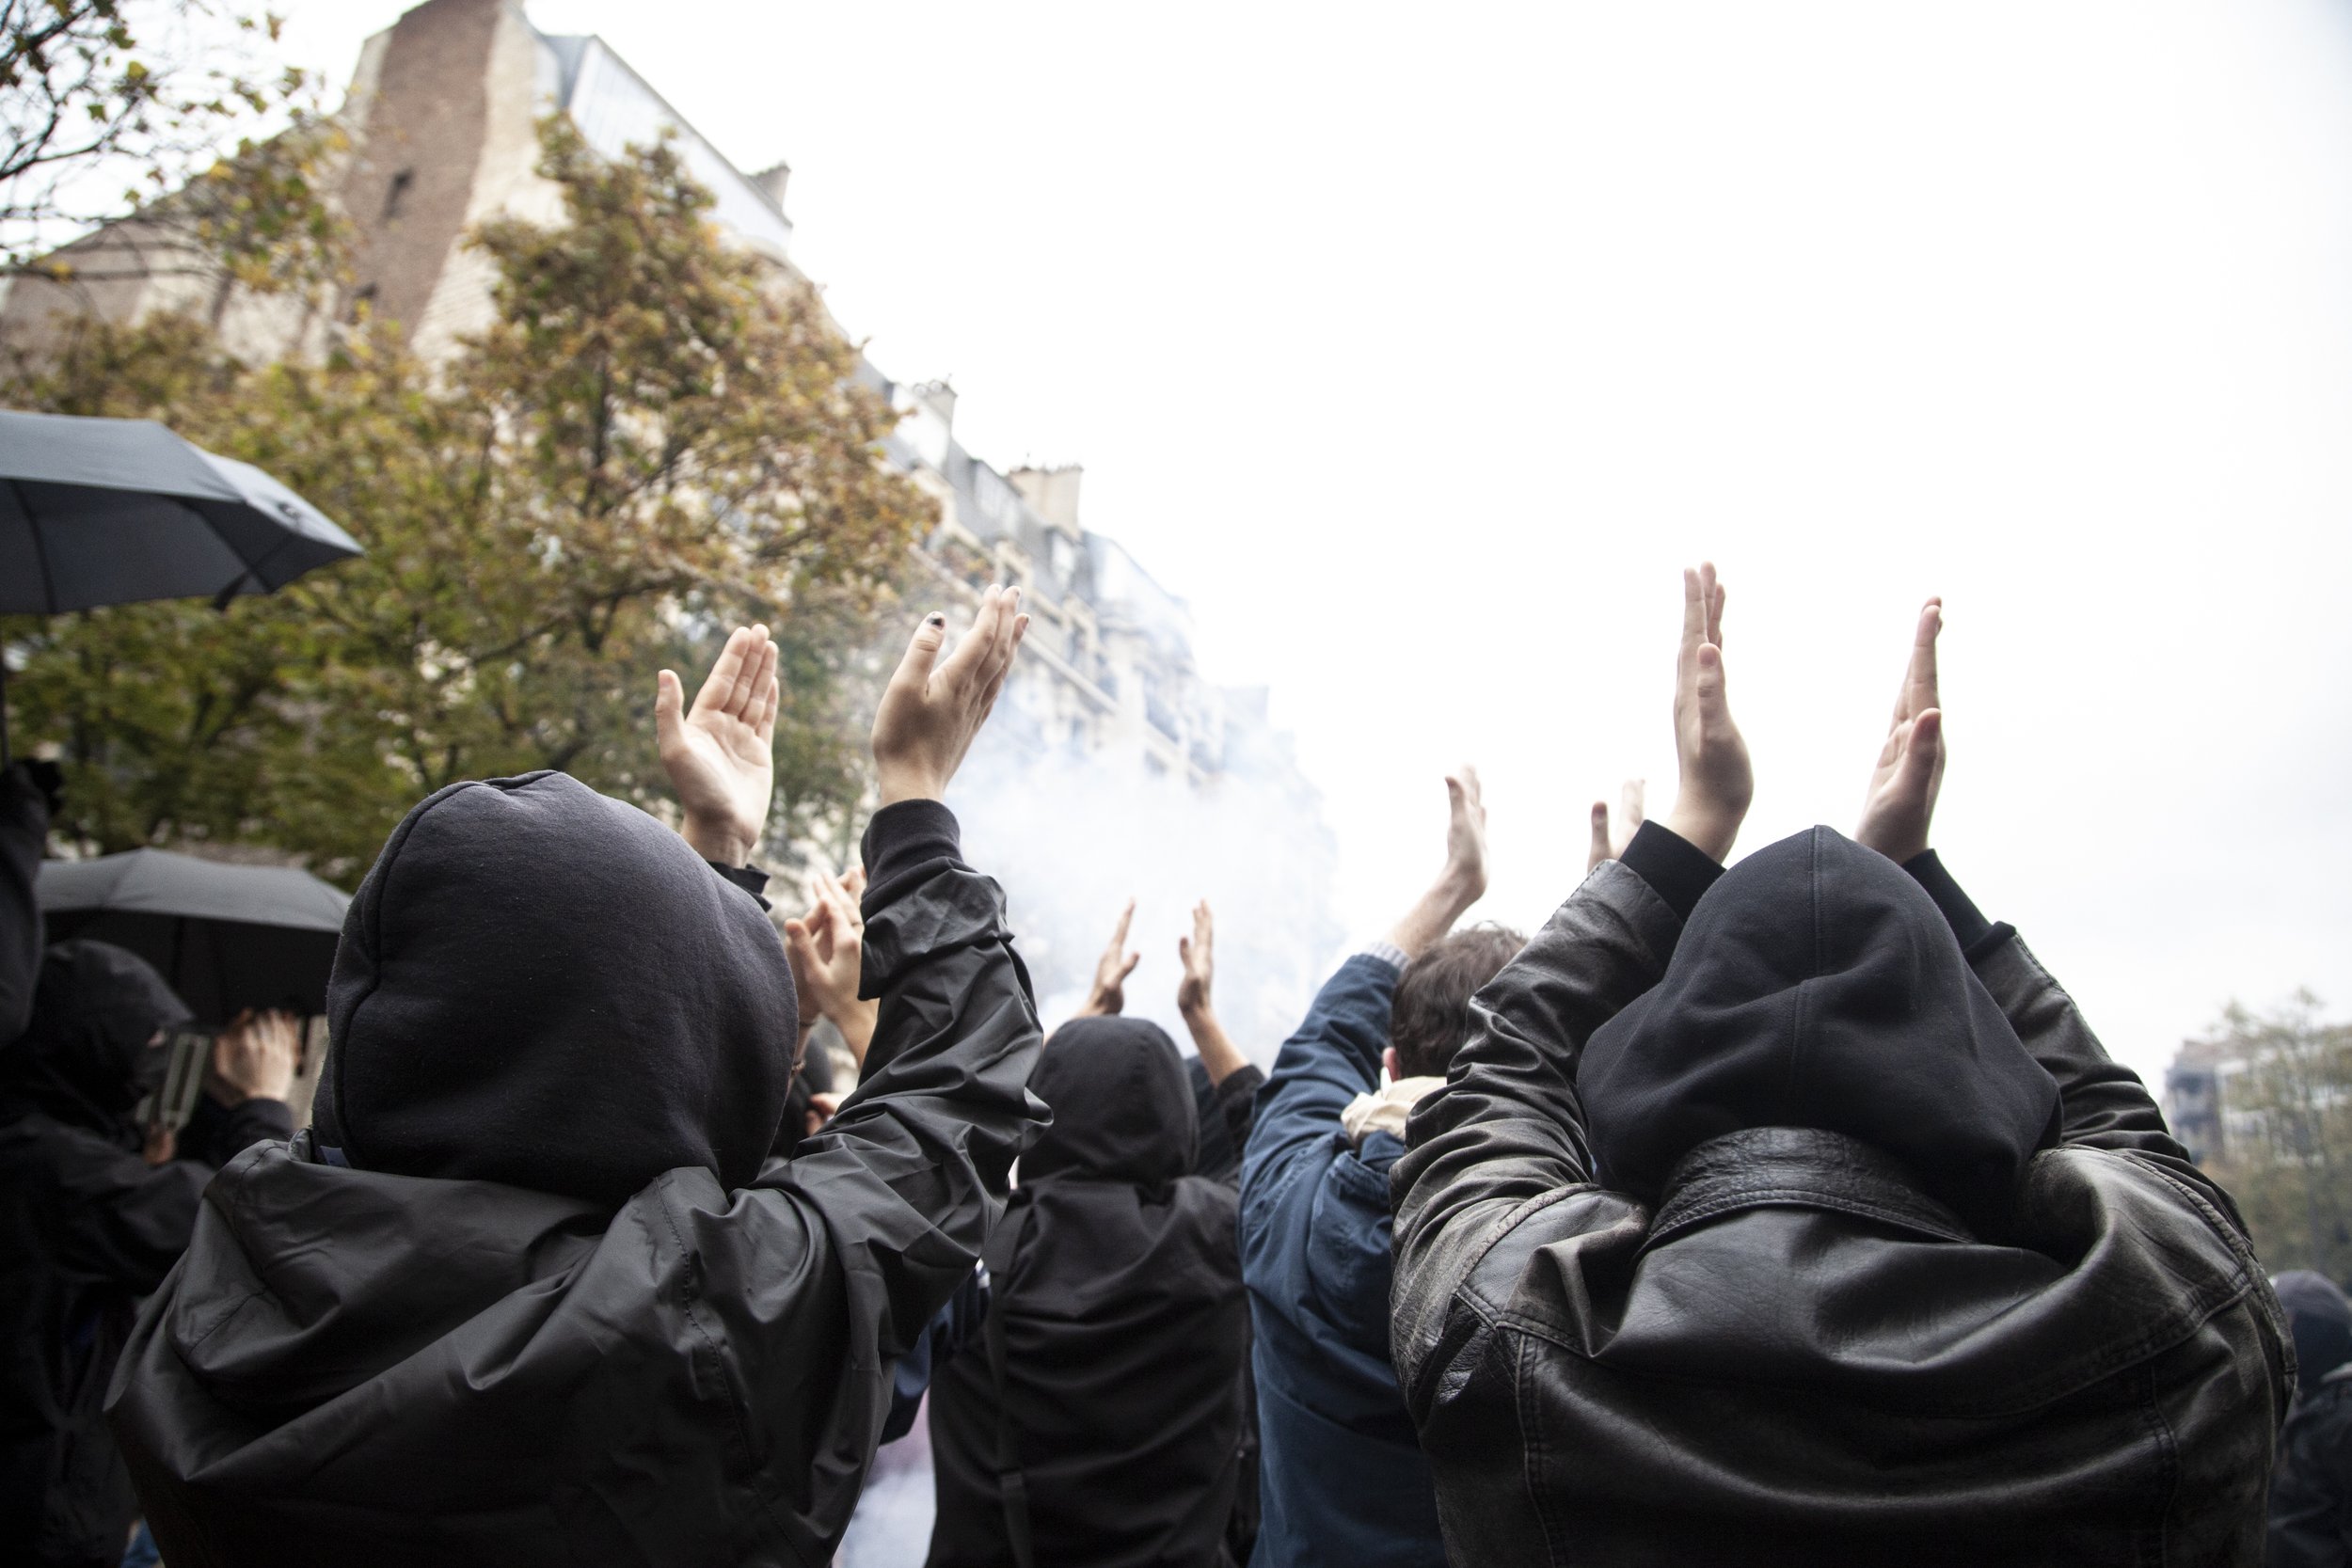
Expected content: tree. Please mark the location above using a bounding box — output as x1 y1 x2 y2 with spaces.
2199 993 2352 1283
0 0 324 277
1 117 931 881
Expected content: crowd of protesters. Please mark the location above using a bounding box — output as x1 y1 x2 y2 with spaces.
0 568 2341 1566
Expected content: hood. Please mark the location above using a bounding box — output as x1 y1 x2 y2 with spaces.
3 938 191 1130
2274 1270 2352 1394
1023 1017 1197 1188
1581 826 2059 1234
313 771 797 1208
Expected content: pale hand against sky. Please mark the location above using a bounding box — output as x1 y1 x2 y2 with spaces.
278 0 2352 1085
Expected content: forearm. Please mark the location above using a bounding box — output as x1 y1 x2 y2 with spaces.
1389 862 1683 1387
1386 866 1482 961
827 998 879 1067
1182 1003 1251 1085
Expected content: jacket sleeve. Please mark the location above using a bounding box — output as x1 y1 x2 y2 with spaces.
176 1095 296 1168
2266 1396 2352 1568
1213 1063 1264 1179
1910 851 2243 1227
0 764 47 1047
1388 862 1682 1393
748 799 1046 1360
50 1131 211 1292
1969 929 2248 1227
1238 955 1396 1219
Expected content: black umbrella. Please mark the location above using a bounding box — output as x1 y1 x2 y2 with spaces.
37 847 350 1023
0 408 364 759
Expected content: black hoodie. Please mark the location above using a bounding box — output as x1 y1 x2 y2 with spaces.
928 1016 1252 1568
105 787 1045 1567
1580 824 2061 1234
0 941 287 1568
313 770 797 1205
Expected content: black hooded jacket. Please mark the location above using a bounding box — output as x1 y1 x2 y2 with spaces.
2269 1272 2352 1568
0 936 291 1568
928 1016 1253 1568
1391 826 2291 1566
105 778 1046 1567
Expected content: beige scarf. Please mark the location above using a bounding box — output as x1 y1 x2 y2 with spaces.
1341 1076 1445 1148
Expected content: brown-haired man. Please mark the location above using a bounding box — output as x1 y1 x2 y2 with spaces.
1235 768 1526 1567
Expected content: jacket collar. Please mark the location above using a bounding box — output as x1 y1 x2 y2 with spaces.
1646 1126 1977 1254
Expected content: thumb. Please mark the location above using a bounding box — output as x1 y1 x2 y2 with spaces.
888 612 949 694
1120 952 1141 981
656 670 685 750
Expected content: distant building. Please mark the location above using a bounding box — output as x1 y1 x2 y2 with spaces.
2164 1035 2240 1166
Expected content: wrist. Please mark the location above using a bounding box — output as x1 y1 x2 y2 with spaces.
1662 799 1741 864
875 764 947 808
682 813 756 868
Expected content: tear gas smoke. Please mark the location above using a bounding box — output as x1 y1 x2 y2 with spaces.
944 688 1344 1066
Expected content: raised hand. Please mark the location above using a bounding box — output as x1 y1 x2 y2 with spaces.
1586 779 1645 873
1661 563 1752 863
1854 598 1946 864
1177 898 1251 1085
1076 898 1140 1018
1443 765 1489 901
1388 767 1489 960
658 625 779 867
871 585 1028 806
785 866 878 1064
209 1008 298 1105
1177 899 1216 1019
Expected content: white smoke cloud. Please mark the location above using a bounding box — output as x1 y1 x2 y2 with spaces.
944 694 1345 1067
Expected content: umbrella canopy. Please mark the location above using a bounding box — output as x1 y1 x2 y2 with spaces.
38 847 351 1022
0 410 363 613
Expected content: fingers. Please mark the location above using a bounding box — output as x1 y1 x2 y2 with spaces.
887 610 951 697
1704 563 1724 648
1906 598 1942 721
1679 565 1706 660
655 670 685 753
748 635 779 737
936 585 1007 689
1108 897 1136 954
1620 778 1646 831
723 626 771 719
841 865 867 901
696 626 755 718
1194 898 1213 954
1587 801 1612 871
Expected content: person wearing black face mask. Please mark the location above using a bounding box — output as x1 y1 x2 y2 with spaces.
0 784 298 1568
1389 570 2292 1566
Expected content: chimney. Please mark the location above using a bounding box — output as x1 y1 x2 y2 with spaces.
1009 465 1084 531
910 378 957 429
749 161 790 213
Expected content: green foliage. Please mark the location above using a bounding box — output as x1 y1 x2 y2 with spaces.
0 0 318 274
2201 992 2352 1284
2 118 931 881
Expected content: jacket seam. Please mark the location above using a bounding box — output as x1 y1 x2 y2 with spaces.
650 1178 797 1547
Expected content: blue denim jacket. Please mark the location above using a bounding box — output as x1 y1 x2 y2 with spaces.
1238 955 1444 1568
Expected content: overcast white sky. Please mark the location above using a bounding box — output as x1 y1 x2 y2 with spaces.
279 1 2352 1086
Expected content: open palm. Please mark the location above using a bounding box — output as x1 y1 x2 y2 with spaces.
659 625 779 865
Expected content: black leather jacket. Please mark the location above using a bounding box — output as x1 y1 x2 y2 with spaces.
1391 858 2292 1567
